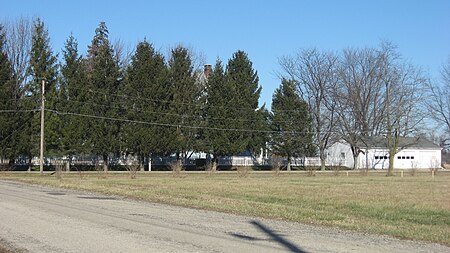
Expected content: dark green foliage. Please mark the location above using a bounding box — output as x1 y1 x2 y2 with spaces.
85 22 122 169
25 18 59 156
204 59 230 156
29 19 58 91
0 25 18 161
202 51 267 170
1 20 276 168
224 50 265 154
122 40 170 161
167 45 202 160
270 79 314 168
59 34 89 156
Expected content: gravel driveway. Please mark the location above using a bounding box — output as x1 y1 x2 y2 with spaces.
0 180 448 253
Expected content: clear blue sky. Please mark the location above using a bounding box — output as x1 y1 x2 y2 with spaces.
2 0 450 108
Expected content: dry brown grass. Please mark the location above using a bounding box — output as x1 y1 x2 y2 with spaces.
1 170 449 245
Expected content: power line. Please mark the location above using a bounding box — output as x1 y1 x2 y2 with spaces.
68 86 203 108
0 76 310 114
45 108 317 135
0 113 36 146
55 97 296 124
0 85 307 114
45 108 265 133
0 96 35 102
0 109 40 113
66 86 301 113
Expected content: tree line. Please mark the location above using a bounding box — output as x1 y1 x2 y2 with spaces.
279 45 449 174
1 18 449 175
0 19 306 172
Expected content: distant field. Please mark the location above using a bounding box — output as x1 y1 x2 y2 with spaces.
1 170 449 245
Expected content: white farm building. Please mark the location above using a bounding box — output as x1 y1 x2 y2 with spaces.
325 136 442 170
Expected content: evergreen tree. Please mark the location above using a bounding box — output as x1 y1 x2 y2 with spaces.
0 25 17 163
224 50 265 155
122 40 170 168
22 18 58 167
203 59 235 170
167 45 201 166
270 79 313 171
59 34 88 166
86 22 121 171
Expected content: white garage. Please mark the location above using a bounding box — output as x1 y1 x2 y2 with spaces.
356 136 442 170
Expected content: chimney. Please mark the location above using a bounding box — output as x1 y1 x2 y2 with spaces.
204 64 212 78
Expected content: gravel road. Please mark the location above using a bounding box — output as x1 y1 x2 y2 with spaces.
0 180 448 253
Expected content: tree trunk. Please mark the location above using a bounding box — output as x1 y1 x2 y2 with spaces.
387 152 395 176
176 152 182 169
102 154 108 172
148 153 152 171
351 146 359 170
211 157 218 172
386 131 396 176
352 150 360 171
352 154 359 170
320 150 326 171
8 158 15 168
287 156 291 171
65 156 70 172
27 155 32 172
139 155 145 172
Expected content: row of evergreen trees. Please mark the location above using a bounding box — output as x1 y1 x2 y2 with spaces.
0 20 313 170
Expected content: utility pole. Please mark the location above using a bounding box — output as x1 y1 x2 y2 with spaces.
40 79 45 176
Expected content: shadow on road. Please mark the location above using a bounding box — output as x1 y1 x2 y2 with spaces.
230 220 307 253
77 196 117 200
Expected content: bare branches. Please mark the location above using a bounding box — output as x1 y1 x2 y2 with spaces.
113 38 133 71
428 56 450 137
279 49 339 171
376 43 428 175
336 47 386 137
4 17 32 94
279 43 428 174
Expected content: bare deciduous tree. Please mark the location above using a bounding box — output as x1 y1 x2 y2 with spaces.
4 17 32 93
113 38 133 71
279 49 339 171
428 56 450 148
380 42 427 176
334 47 387 170
281 43 426 174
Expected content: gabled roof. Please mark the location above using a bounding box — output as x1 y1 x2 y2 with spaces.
356 136 441 150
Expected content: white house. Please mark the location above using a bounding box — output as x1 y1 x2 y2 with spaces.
325 136 442 170
324 141 354 168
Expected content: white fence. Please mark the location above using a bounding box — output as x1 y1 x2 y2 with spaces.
3 155 348 168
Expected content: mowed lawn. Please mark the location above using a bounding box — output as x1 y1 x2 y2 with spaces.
1 170 449 245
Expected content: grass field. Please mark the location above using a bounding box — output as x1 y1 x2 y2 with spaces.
1 170 449 245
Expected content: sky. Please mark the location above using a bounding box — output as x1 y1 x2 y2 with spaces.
2 0 450 109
